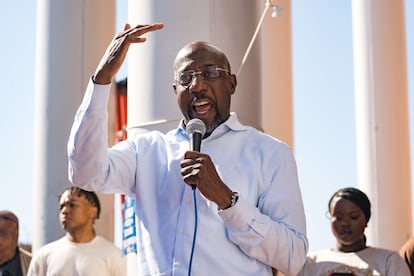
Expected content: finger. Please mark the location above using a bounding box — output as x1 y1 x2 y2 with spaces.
126 24 163 43
192 163 202 169
116 23 164 40
135 23 164 32
134 37 147 43
194 157 205 164
181 166 193 176
181 163 201 175
123 23 131 31
182 168 200 183
181 158 195 168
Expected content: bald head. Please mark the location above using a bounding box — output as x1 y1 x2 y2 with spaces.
174 41 231 73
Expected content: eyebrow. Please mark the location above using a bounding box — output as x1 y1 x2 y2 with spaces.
333 210 362 216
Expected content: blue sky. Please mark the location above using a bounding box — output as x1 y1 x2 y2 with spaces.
1 1 412 254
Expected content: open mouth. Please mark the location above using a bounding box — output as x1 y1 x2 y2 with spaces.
193 99 212 115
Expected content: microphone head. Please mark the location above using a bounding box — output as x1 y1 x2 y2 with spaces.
186 118 206 138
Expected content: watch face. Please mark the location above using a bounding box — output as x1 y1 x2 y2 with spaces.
217 192 239 210
231 192 239 207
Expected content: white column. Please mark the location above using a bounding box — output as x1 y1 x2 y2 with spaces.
33 0 116 250
261 0 293 147
352 0 411 250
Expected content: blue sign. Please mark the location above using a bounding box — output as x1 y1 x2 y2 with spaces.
122 197 137 255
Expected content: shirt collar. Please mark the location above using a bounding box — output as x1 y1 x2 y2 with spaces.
176 112 246 140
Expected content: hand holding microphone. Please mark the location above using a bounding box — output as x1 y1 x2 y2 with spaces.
181 119 234 208
184 119 206 190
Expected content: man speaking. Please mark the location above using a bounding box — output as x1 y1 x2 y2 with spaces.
68 22 308 275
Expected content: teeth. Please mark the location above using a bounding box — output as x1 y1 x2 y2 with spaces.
194 100 209 106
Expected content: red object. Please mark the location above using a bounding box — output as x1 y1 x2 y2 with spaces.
115 79 128 218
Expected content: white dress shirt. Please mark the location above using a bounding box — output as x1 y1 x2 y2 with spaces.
68 79 308 276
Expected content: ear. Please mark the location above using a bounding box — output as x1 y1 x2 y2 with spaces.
90 206 98 220
172 83 178 95
229 74 237 95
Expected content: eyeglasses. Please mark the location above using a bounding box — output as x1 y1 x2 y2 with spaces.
176 65 230 88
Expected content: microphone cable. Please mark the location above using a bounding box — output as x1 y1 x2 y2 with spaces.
188 187 198 276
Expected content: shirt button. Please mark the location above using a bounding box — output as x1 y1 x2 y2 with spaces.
178 228 184 234
174 261 181 266
185 198 191 204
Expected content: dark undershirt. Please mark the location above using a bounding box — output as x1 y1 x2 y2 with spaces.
0 248 23 276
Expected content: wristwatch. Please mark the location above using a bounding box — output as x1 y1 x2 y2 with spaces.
220 192 239 210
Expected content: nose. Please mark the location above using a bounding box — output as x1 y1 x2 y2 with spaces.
339 218 351 227
188 73 206 92
61 205 69 214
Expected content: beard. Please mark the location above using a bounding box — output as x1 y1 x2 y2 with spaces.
185 94 230 138
203 113 224 137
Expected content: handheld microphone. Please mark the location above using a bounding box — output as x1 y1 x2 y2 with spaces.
186 119 206 191
186 119 206 152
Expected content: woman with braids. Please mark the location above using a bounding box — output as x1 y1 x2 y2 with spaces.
298 187 409 275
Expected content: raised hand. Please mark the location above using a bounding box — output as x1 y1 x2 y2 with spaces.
94 23 164 84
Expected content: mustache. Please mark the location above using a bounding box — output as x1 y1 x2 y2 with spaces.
191 94 213 103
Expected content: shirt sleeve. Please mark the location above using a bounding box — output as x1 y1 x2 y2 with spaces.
27 251 45 276
296 256 313 276
67 78 136 196
387 251 411 275
218 146 308 276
